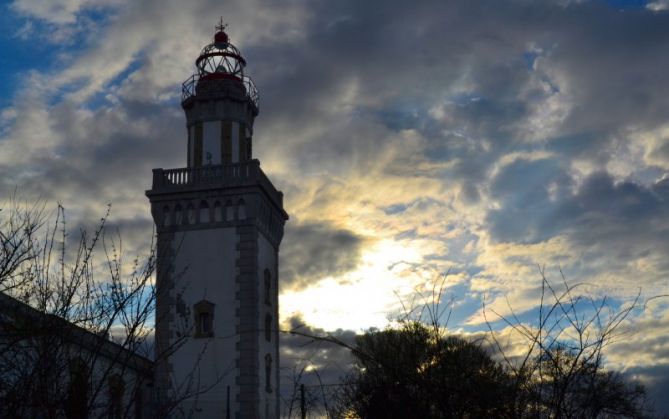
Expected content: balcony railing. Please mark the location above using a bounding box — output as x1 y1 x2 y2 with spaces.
150 160 282 207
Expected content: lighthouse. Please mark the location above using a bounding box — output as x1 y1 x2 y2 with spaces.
146 21 288 418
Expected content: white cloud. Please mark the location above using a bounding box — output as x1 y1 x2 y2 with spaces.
647 1 669 11
10 0 125 25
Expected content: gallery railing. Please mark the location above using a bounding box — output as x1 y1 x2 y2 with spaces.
150 160 282 206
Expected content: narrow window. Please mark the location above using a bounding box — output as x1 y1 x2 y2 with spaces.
265 354 273 393
174 205 183 225
225 200 234 221
264 269 271 306
214 201 223 222
265 313 272 342
187 204 195 224
238 199 246 220
221 120 232 164
193 300 215 338
199 201 210 223
187 126 192 167
238 123 246 163
194 122 203 167
199 312 212 335
163 205 170 226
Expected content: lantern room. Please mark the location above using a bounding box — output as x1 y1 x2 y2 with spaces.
180 21 259 168
196 29 246 80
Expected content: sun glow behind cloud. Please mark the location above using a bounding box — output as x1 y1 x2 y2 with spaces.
281 239 425 331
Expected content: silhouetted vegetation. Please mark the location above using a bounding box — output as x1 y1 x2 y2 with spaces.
332 321 515 418
0 199 218 418
0 199 156 418
329 320 652 419
288 275 659 418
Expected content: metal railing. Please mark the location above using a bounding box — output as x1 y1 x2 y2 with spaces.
181 74 259 109
181 74 198 103
242 76 259 108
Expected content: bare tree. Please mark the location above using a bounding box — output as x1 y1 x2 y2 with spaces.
0 195 45 294
0 199 227 418
484 269 656 418
0 200 157 418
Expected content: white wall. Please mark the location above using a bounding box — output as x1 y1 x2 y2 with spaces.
257 232 279 419
168 227 239 417
202 121 222 165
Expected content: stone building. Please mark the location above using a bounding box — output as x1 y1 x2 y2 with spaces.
146 23 288 418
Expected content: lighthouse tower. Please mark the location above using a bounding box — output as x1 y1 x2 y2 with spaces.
146 22 287 418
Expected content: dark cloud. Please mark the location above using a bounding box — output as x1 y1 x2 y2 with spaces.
486 158 573 243
487 167 669 283
250 0 669 184
557 174 669 275
279 314 356 415
624 364 669 414
280 222 366 290
548 8 669 136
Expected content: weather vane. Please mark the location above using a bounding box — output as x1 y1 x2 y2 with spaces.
216 17 228 33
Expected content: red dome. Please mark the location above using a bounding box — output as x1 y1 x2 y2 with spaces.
214 31 228 45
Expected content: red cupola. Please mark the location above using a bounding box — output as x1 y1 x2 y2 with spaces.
181 20 258 113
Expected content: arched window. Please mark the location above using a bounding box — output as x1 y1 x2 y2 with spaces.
264 269 271 306
225 200 234 221
265 354 273 393
199 312 212 334
213 201 223 222
263 206 269 227
193 300 215 338
163 205 171 226
238 199 246 220
174 204 183 225
199 201 210 223
265 313 272 342
187 204 195 224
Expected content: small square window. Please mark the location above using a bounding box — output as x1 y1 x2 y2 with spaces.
265 354 273 393
193 300 215 338
199 312 212 335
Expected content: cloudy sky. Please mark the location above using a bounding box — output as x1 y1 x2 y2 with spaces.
2 0 669 412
